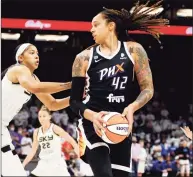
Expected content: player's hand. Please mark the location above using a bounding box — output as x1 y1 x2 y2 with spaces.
122 105 134 134
92 111 109 137
180 126 192 140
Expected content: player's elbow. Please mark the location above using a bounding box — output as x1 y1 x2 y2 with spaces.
46 99 57 111
149 88 154 100
49 98 70 111
30 87 40 94
27 82 44 94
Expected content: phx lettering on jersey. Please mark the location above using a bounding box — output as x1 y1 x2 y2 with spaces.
99 62 125 80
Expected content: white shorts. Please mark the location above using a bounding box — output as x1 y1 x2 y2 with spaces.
137 160 146 173
179 159 190 174
32 158 70 176
79 159 94 176
2 126 27 176
2 125 14 148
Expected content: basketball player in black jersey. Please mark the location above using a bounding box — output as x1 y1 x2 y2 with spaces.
70 1 169 177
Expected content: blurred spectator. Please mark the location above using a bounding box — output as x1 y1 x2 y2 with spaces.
137 139 147 177
9 123 19 148
160 138 170 157
20 130 32 159
13 108 30 127
52 111 62 126
131 136 140 177
15 127 24 155
151 140 162 160
60 110 69 130
175 139 190 177
151 155 166 177
162 155 178 177
168 142 177 158
29 105 39 126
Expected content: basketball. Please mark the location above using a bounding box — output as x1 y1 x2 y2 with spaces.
101 112 130 144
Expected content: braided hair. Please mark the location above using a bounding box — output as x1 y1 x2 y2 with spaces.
87 0 169 49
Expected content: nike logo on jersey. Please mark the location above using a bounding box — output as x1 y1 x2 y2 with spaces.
99 62 125 80
95 58 103 63
120 53 127 60
94 55 103 63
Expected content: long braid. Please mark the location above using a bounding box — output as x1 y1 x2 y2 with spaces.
102 0 169 42
87 0 169 49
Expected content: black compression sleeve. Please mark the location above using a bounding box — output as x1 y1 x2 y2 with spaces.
70 77 88 116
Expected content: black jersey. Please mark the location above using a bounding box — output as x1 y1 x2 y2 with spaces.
84 41 135 114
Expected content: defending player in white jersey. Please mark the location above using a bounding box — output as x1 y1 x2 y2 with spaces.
23 106 79 176
2 43 71 176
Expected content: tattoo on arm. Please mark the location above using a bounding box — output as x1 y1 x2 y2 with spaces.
129 43 154 109
72 52 89 77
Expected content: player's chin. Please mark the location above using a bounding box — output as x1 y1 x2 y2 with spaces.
34 64 39 69
94 38 100 44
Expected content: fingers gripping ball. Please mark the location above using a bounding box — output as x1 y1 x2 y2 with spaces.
101 112 130 144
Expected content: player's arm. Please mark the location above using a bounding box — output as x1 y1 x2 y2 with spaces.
23 129 39 168
36 93 70 111
70 50 97 122
25 74 69 111
53 125 79 157
127 42 154 112
14 65 71 94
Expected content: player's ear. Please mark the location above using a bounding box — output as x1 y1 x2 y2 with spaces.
18 55 24 63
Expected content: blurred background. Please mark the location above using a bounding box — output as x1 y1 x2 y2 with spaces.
1 0 192 176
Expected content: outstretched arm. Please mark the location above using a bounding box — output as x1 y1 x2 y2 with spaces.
14 65 71 94
35 93 70 111
32 75 70 111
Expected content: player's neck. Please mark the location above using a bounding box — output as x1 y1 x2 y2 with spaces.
42 123 51 133
20 63 35 74
100 35 119 53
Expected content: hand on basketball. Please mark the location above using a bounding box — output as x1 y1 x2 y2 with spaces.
122 106 134 134
92 111 109 137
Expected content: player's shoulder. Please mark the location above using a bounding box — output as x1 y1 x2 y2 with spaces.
76 48 91 60
33 128 40 136
8 64 30 75
125 41 144 49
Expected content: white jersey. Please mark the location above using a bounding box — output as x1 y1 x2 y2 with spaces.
2 72 32 126
38 124 62 160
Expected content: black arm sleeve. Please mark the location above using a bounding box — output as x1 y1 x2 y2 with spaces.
70 77 88 116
